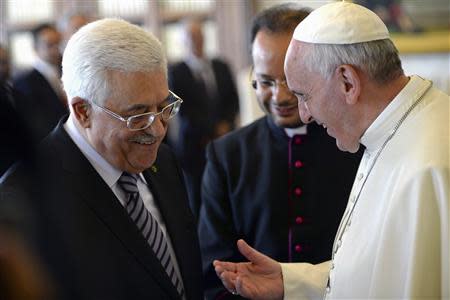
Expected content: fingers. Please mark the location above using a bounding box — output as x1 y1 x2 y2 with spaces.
213 260 237 275
237 239 269 266
235 275 252 298
214 260 238 291
216 266 239 294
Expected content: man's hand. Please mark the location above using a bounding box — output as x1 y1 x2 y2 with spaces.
213 239 284 300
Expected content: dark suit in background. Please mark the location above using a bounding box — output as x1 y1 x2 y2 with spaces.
13 69 67 143
0 83 34 176
198 117 363 299
0 120 203 300
168 58 239 218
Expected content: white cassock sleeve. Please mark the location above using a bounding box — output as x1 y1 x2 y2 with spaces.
280 261 330 300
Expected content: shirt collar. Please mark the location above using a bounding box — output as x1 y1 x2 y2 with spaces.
186 56 209 72
284 125 308 137
64 114 122 188
360 75 432 152
33 57 60 82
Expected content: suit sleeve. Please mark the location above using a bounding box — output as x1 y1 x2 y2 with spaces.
219 62 239 125
198 141 245 300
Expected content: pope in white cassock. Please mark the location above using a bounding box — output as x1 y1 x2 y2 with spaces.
213 2 449 300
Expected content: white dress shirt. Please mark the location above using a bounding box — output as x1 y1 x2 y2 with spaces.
34 57 66 101
185 56 218 98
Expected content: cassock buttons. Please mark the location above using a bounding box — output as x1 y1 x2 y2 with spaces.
294 244 303 252
294 187 302 196
294 160 303 168
294 136 302 145
295 216 304 224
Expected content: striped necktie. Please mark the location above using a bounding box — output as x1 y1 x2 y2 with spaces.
118 172 185 298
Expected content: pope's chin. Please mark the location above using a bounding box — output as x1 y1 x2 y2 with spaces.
335 138 360 154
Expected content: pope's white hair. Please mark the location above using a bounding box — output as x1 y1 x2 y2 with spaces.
62 18 167 105
302 39 403 84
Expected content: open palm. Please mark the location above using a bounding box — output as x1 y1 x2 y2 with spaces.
214 239 284 300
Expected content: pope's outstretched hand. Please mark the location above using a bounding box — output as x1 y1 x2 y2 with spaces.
213 239 284 300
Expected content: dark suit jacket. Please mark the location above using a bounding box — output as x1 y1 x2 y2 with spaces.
13 68 67 143
168 59 239 218
0 118 203 300
0 83 34 176
198 117 363 300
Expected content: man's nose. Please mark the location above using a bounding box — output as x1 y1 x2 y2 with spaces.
298 100 314 124
272 81 292 105
145 115 166 137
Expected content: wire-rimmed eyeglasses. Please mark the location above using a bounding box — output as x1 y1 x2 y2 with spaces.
251 78 290 93
89 90 183 131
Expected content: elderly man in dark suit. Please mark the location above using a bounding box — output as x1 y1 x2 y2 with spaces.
168 19 240 218
13 23 67 143
1 19 203 300
198 4 363 299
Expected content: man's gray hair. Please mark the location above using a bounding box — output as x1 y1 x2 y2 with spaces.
62 18 167 105
303 39 403 84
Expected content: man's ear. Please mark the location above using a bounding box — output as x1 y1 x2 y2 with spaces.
335 64 361 105
71 97 91 128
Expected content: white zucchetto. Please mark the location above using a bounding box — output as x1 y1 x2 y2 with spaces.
293 1 390 45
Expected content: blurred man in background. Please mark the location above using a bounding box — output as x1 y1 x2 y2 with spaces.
13 23 67 143
168 18 240 218
0 45 34 175
58 11 91 50
0 45 11 85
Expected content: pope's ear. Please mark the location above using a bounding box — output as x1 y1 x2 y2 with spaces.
71 97 91 128
335 64 361 105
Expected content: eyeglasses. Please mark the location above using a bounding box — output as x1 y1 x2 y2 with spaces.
251 78 289 91
90 90 183 131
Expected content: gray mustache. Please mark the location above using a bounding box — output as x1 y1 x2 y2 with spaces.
129 135 157 144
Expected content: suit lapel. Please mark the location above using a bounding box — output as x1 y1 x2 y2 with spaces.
144 160 196 300
50 123 180 300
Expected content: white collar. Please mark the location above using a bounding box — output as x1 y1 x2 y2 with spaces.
360 75 432 152
186 56 209 70
33 57 60 82
284 125 308 137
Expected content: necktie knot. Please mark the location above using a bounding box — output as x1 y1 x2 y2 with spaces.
118 172 139 195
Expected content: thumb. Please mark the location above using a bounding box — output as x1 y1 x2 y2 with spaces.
237 239 269 265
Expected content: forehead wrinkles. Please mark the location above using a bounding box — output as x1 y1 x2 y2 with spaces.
106 71 153 98
108 72 168 111
285 41 309 84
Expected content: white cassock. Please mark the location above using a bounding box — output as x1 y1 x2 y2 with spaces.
281 75 449 299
